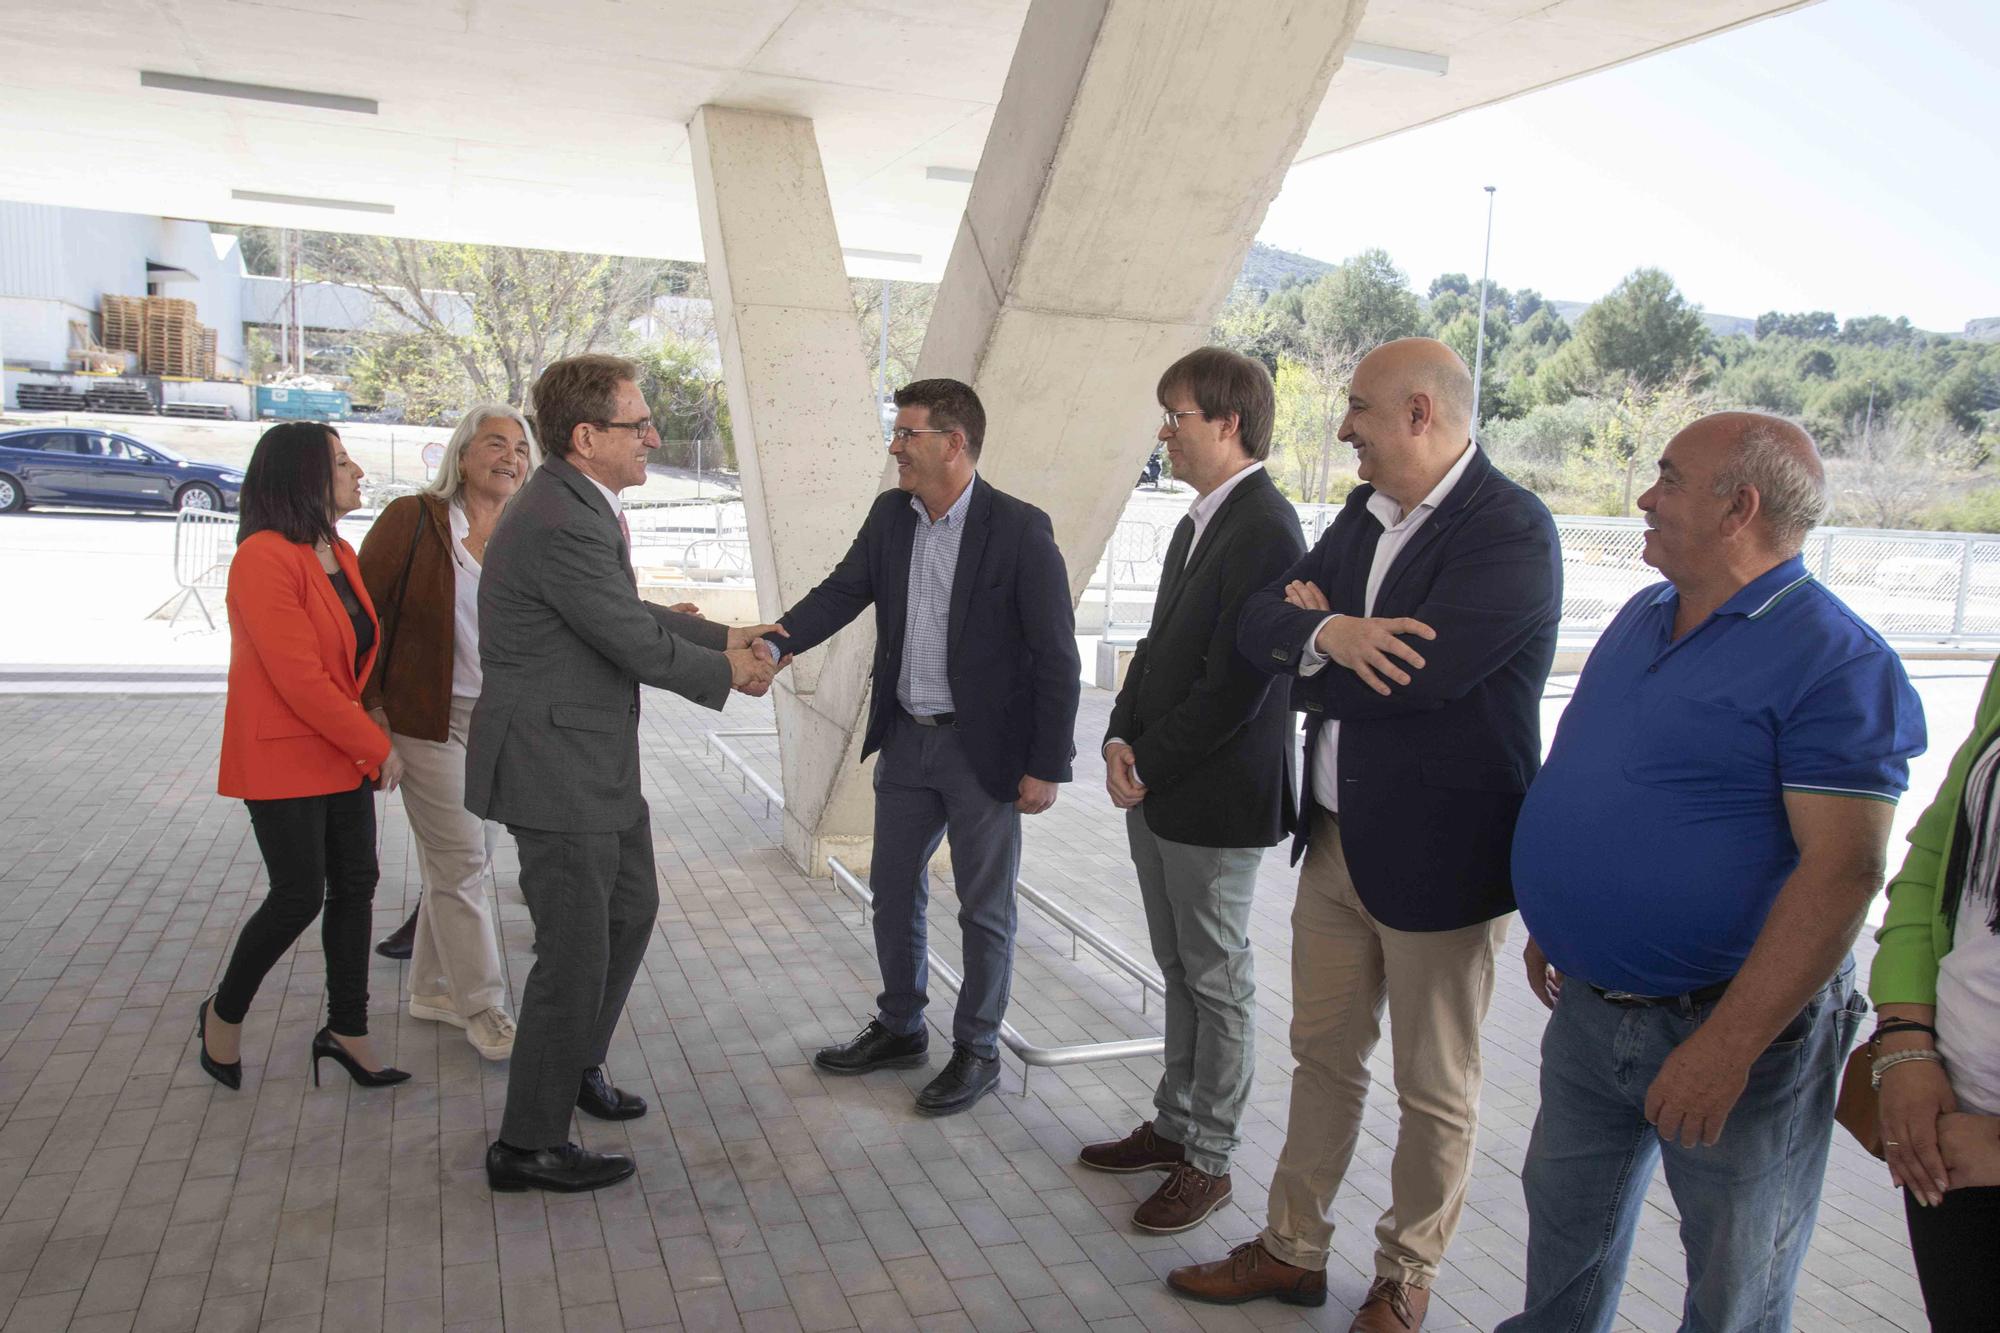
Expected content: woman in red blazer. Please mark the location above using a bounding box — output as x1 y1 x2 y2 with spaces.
198 422 410 1092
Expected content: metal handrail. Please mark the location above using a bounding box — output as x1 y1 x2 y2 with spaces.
704 729 783 816
826 856 1164 1097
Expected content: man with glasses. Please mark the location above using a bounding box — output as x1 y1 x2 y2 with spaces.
468 354 780 1192
1078 347 1304 1234
749 377 1080 1116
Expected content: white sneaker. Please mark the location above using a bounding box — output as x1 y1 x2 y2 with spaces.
465 1008 516 1061
408 994 465 1028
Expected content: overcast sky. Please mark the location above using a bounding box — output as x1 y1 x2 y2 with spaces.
1257 0 1998 333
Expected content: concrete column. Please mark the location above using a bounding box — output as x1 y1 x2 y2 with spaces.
920 0 1368 589
689 106 886 874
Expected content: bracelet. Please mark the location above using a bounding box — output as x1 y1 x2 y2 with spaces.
1872 1048 1944 1089
1875 1019 1938 1039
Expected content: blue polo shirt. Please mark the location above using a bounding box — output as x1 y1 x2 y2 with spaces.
1512 556 1925 995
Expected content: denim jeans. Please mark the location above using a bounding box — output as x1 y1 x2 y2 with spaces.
1498 959 1864 1333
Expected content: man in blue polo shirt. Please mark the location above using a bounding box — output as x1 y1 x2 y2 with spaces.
1500 412 1924 1333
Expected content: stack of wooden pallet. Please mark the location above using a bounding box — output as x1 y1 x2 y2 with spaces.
17 384 87 412
198 327 218 378
162 402 232 420
142 297 200 376
99 295 146 355
82 382 156 414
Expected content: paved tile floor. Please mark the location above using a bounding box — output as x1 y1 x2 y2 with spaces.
0 684 1930 1332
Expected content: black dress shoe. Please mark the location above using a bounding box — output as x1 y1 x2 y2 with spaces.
576 1066 646 1120
375 906 420 960
813 1020 929 1075
485 1141 636 1194
914 1042 1000 1116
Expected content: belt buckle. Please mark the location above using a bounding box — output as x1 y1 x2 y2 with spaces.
1601 990 1649 1007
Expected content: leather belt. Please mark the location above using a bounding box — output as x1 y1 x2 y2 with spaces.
1590 978 1731 1009
907 710 956 728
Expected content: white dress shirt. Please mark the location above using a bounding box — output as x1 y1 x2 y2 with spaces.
582 471 623 515
1184 461 1264 560
1302 443 1476 813
446 500 484 700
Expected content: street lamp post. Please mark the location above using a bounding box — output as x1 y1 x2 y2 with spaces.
1471 185 1497 432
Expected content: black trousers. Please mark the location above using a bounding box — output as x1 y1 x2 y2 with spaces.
1905 1183 2000 1331
499 811 659 1149
215 780 377 1035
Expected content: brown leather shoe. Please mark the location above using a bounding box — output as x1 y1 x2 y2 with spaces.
1079 1121 1185 1173
1133 1162 1231 1233
1349 1276 1429 1332
1166 1240 1327 1307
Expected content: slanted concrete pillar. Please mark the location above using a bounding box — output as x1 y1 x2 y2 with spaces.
689 106 886 874
921 0 1367 587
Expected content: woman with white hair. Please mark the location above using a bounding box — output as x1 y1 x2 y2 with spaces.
357 404 538 1060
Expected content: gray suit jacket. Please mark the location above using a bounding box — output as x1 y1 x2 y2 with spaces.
465 452 731 832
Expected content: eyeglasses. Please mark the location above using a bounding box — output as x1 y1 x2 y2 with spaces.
594 418 659 439
889 427 955 445
1161 408 1205 432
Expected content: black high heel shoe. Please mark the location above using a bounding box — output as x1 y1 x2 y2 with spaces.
196 995 241 1091
311 1027 412 1089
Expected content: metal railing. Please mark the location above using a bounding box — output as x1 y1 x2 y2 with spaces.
705 729 1169 1092
703 729 784 816
825 857 1164 1097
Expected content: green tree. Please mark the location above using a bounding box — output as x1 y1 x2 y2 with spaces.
1754 310 1838 340
312 234 667 408
1574 268 1710 389
631 334 733 471
1840 314 1922 348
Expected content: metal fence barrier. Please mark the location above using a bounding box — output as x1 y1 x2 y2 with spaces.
1100 510 2000 650
164 508 237 630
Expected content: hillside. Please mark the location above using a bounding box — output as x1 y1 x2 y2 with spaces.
1235 241 1336 292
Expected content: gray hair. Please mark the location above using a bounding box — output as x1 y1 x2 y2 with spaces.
424 403 541 502
1712 419 1827 554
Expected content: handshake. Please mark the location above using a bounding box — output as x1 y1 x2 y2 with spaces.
723 623 792 698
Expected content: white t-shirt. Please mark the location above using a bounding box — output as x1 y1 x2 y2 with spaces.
1937 732 2000 1115
446 500 483 700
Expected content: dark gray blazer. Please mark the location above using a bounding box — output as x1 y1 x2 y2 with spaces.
465 452 731 833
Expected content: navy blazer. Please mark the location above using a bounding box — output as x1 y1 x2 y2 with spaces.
776 476 1081 803
1106 468 1305 848
1236 448 1562 931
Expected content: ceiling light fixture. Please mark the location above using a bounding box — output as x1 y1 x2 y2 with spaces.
925 166 976 184
232 189 395 216
1346 42 1450 76
141 71 378 115
842 247 922 265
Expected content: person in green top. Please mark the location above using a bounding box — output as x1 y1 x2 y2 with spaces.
1872 657 2000 1331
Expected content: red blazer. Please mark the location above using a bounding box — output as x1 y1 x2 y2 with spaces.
219 531 392 800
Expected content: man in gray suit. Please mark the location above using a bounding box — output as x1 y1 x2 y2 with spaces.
467 353 778 1193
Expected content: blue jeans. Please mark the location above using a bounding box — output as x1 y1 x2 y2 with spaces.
869 713 1021 1059
1498 960 1864 1333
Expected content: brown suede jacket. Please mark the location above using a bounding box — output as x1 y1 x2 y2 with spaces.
356 493 459 742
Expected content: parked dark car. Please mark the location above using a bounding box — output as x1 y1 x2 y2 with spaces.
0 427 244 514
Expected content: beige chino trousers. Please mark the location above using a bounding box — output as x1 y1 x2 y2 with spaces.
1259 808 1507 1288
394 697 508 1015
